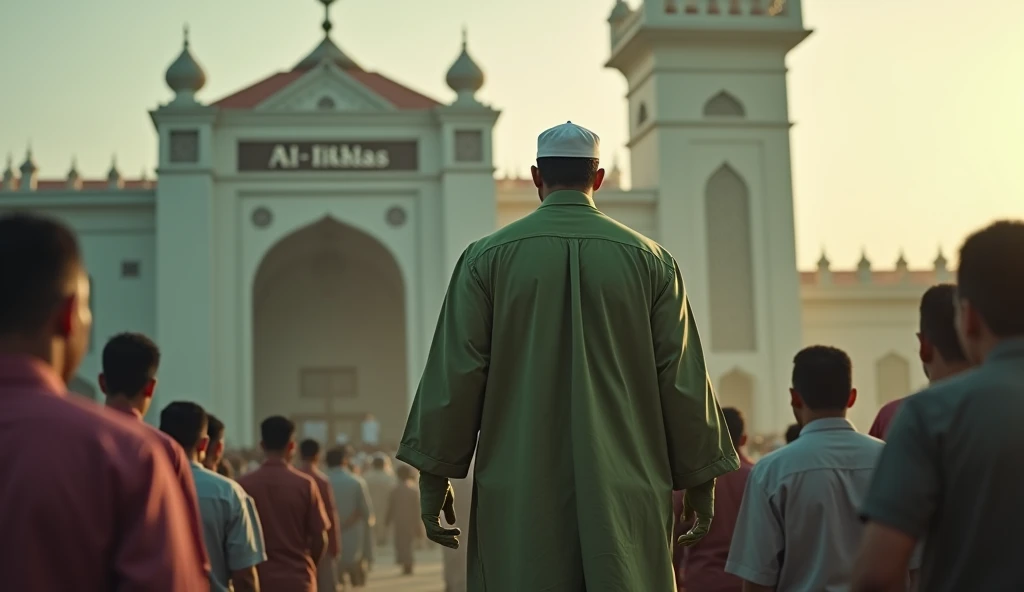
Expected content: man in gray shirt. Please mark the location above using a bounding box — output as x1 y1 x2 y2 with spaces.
160 402 267 592
853 221 1024 592
726 346 884 591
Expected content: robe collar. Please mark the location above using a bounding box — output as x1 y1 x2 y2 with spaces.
539 190 596 209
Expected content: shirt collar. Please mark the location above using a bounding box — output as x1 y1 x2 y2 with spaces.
105 398 143 421
799 417 856 435
0 354 67 396
987 337 1024 363
538 190 596 209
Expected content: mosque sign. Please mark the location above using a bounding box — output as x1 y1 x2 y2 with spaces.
237 141 419 172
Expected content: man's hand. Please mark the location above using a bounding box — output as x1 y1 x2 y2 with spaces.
419 472 460 549
677 478 715 547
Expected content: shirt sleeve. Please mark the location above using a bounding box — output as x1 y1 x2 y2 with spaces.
169 448 212 575
397 249 491 479
114 437 209 591
724 471 784 587
359 480 373 525
651 259 740 489
225 493 268 571
859 397 940 539
308 480 329 541
322 482 341 557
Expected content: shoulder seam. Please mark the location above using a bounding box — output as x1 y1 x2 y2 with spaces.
467 232 675 273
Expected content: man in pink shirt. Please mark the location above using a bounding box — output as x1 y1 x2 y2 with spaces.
297 438 341 592
674 407 754 592
0 213 208 591
868 284 972 440
100 331 211 574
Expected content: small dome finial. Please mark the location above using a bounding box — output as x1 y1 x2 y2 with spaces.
108 155 124 189
609 0 633 23
446 27 486 104
817 247 831 271
165 25 207 102
2 153 16 190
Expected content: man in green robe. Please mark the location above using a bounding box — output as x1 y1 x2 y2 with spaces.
398 121 739 591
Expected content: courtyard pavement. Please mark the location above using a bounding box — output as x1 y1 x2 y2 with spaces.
333 544 445 592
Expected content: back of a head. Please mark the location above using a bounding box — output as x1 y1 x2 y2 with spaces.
299 438 321 460
159 401 208 453
785 423 801 444
722 407 745 449
260 415 295 452
536 157 600 191
372 456 386 471
102 333 160 397
0 214 82 338
206 414 225 443
957 221 1024 337
325 446 345 468
395 465 413 481
792 345 853 410
919 284 967 362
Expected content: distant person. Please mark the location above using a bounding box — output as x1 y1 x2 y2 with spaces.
238 416 329 592
364 454 398 547
99 332 210 574
0 213 207 591
726 346 903 590
784 423 801 444
386 465 422 575
217 459 236 479
854 221 1024 592
398 122 738 590
297 439 340 592
204 413 227 471
160 402 267 592
361 413 381 449
674 407 754 592
327 445 374 588
868 283 972 439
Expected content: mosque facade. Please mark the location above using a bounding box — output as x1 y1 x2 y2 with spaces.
0 0 950 445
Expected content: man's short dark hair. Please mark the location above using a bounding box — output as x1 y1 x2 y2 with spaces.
785 423 801 444
159 401 208 453
372 456 386 471
919 284 967 362
957 221 1024 337
791 346 853 410
396 465 413 481
260 416 295 452
102 333 161 397
325 446 345 468
722 407 745 448
300 439 321 460
536 157 599 189
0 214 82 336
206 414 225 444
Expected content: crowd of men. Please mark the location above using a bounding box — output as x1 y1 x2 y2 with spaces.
1 119 1022 592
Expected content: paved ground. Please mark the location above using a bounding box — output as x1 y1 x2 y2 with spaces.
335 545 445 592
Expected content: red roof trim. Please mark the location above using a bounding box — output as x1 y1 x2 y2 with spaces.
0 179 155 193
213 68 440 110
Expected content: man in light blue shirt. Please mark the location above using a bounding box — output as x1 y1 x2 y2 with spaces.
160 402 267 592
327 445 373 588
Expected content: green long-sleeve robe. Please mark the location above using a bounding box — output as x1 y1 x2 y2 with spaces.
398 189 739 591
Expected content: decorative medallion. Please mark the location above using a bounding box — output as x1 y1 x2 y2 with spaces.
251 207 273 228
385 206 407 228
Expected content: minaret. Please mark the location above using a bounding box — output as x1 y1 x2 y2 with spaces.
66 158 82 190
2 154 14 190
857 250 872 283
19 146 38 192
107 156 124 189
445 27 486 106
816 248 831 284
606 0 810 432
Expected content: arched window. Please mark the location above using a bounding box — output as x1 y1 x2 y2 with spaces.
703 91 746 117
705 164 757 352
317 96 336 110
718 369 755 424
876 353 911 405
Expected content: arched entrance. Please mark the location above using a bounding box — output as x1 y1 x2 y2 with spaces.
252 217 407 450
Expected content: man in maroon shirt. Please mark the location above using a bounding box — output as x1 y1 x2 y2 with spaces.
674 407 754 592
239 416 330 592
0 213 208 591
298 438 341 592
100 331 211 574
868 284 972 439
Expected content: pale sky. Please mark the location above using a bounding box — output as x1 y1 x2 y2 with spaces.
1 0 1021 270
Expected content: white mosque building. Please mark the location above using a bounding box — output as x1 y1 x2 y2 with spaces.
0 0 951 446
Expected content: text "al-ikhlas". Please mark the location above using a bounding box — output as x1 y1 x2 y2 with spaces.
267 144 391 169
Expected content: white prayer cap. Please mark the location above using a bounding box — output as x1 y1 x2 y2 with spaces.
536 121 601 160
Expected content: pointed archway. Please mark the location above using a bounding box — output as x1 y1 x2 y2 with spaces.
252 217 407 449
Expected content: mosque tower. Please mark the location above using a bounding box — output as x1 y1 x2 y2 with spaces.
607 0 810 432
